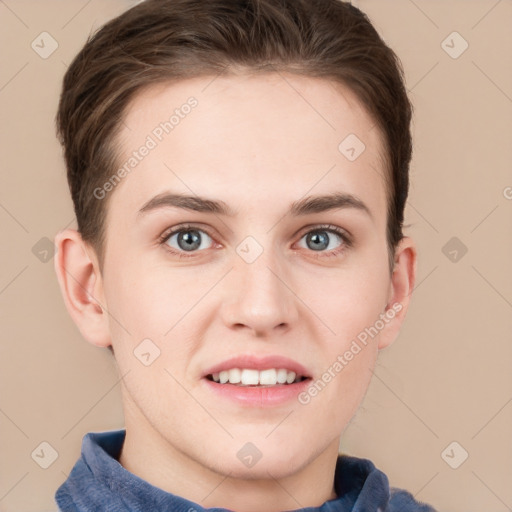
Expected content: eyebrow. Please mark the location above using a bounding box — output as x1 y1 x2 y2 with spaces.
138 191 372 219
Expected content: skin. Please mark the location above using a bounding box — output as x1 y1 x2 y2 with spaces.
54 72 416 512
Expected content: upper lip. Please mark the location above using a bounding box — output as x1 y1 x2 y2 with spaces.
202 355 312 379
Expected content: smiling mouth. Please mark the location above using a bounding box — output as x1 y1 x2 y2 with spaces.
205 368 310 387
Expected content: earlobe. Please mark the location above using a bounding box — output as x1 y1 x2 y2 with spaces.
53 228 111 348
377 236 417 350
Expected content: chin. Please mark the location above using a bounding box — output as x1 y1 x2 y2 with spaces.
210 439 312 480
224 458 306 481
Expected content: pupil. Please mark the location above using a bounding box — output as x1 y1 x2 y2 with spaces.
307 231 329 251
178 230 201 251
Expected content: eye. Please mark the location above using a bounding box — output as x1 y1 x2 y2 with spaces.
159 225 214 258
297 225 351 256
158 223 352 259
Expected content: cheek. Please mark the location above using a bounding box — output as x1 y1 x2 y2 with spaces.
302 263 390 340
294 339 378 450
302 261 388 414
105 261 206 336
102 262 215 398
103 265 200 415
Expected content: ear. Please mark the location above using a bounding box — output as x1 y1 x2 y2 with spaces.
53 228 111 348
377 236 417 350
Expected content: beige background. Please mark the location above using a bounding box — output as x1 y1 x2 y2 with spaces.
1 1 511 511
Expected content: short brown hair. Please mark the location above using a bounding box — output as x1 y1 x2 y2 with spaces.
56 0 413 273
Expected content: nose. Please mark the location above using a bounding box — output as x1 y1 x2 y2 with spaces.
220 247 299 336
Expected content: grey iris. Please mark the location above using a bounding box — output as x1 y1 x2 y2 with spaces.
178 230 202 251
307 231 329 251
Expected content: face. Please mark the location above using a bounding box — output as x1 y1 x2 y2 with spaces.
95 73 400 479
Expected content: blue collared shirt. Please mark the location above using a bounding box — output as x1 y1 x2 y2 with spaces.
55 430 437 511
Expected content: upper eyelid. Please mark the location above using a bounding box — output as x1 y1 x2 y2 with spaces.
296 223 351 238
160 223 215 243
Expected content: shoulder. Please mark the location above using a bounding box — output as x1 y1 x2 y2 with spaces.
334 454 438 511
388 487 438 511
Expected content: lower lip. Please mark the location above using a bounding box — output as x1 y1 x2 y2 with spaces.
202 378 312 407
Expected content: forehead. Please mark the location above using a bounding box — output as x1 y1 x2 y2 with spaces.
110 72 387 222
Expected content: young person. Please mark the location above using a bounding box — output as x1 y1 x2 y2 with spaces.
53 0 437 510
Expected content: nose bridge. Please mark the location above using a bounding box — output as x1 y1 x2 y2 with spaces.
222 237 298 333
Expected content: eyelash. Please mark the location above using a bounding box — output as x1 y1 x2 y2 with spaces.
158 223 353 260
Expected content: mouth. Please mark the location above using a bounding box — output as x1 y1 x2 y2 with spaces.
205 368 311 387
202 356 313 406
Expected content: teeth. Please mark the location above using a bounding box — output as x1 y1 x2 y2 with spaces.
286 371 296 384
209 368 304 386
259 369 277 385
228 368 241 384
241 369 259 385
276 368 288 384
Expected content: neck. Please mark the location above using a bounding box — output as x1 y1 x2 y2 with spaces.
119 399 340 512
